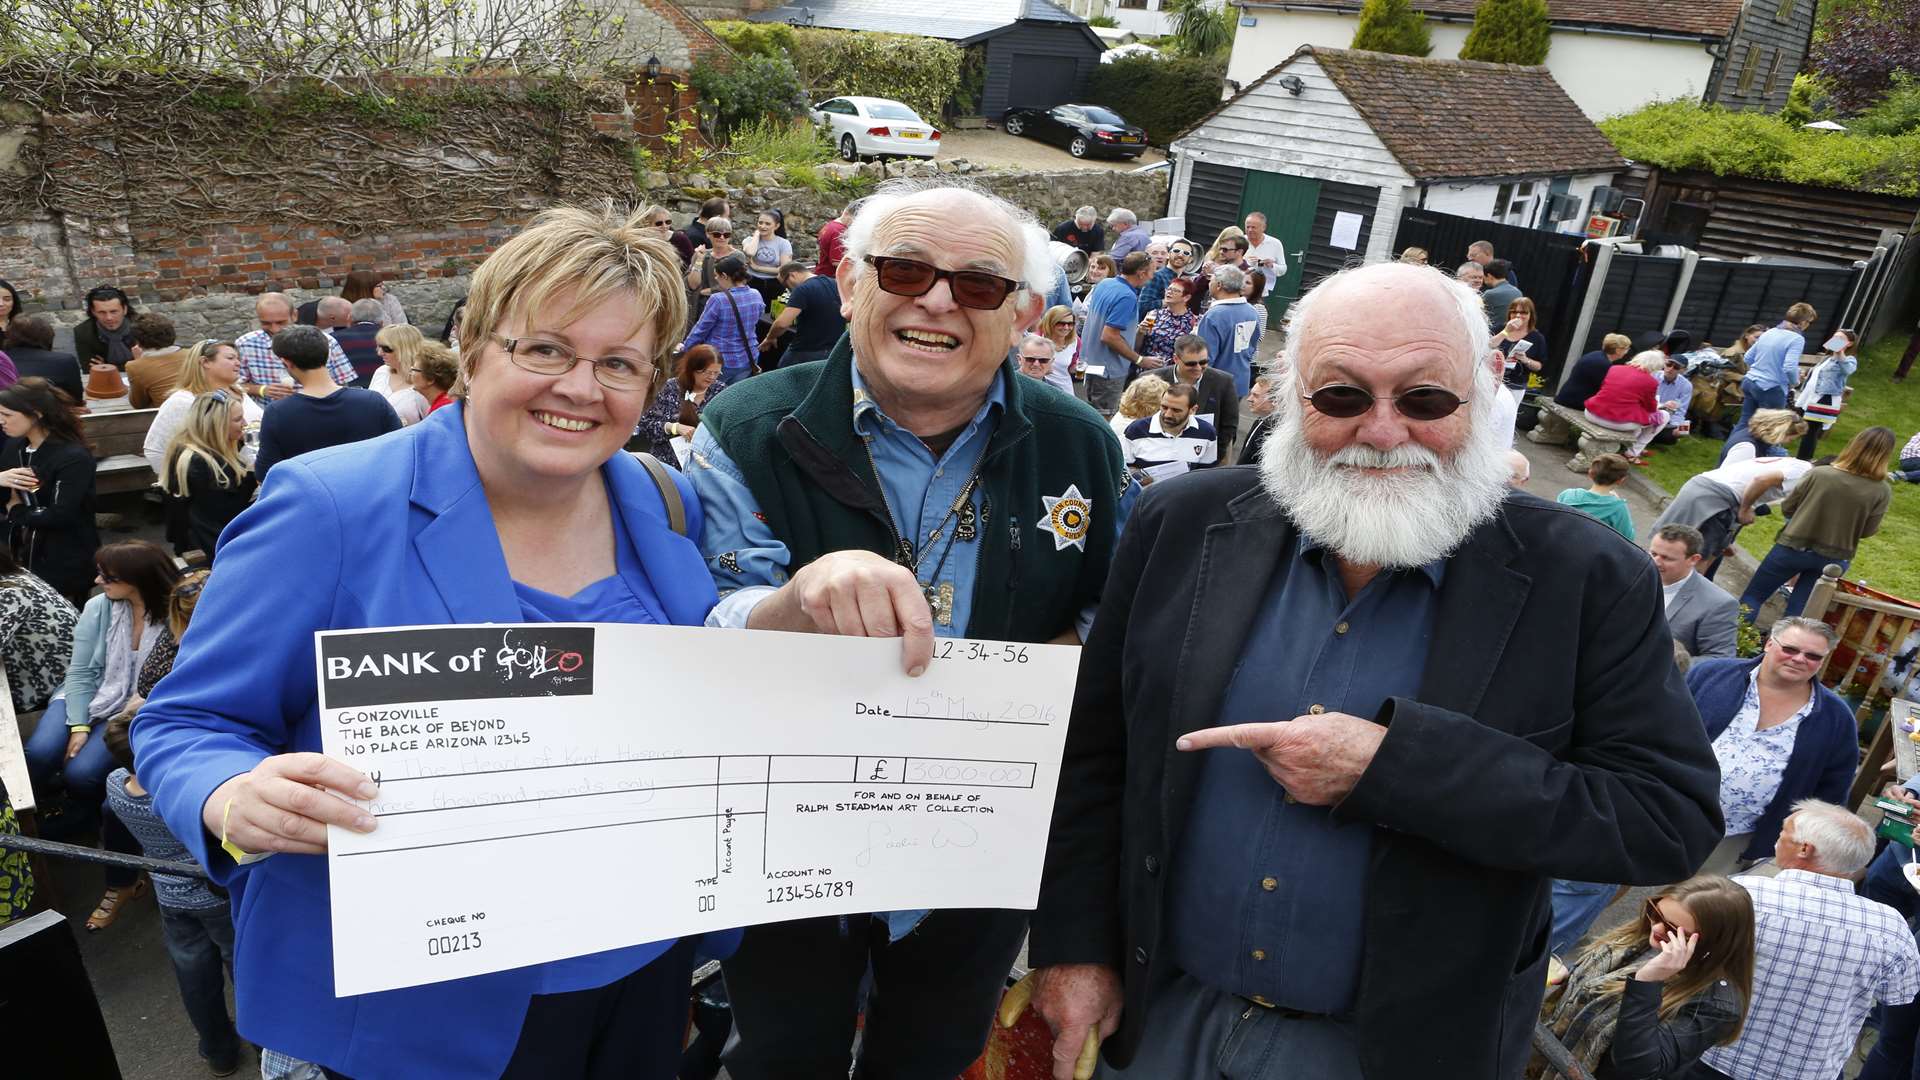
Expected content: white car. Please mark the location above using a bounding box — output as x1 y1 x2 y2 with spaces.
809 96 941 162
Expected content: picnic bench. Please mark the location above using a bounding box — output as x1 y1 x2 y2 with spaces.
80 407 157 495
1529 401 1633 473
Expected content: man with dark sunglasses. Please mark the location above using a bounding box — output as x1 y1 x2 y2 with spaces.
1147 335 1239 461
1028 260 1720 1080
687 178 1132 1080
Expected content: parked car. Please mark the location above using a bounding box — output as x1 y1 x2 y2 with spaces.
809 96 941 162
1000 103 1148 159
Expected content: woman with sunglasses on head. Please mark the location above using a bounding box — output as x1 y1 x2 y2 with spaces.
0 377 98 605
369 324 429 426
28 540 179 930
160 391 258 561
131 206 740 1080
679 254 765 388
143 339 262 477
1534 876 1752 1080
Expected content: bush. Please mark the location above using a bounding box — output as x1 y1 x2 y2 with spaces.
1084 53 1225 146
1351 0 1433 57
1089 15 1120 28
726 116 833 169
704 20 795 58
1599 99 1920 196
790 29 963 122
1780 73 1830 126
1459 0 1551 65
691 53 808 137
1808 0 1919 115
1854 73 1920 136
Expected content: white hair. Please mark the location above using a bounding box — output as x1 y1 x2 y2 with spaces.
1107 207 1137 227
1018 332 1053 354
1258 262 1510 569
1626 349 1668 375
1211 265 1246 294
842 177 1053 303
1074 205 1096 222
1788 799 1874 876
349 298 386 324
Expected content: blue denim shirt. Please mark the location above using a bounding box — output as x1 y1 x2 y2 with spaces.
1167 535 1442 1013
1741 323 1808 393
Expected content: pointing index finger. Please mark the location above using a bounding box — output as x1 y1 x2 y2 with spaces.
1176 722 1292 752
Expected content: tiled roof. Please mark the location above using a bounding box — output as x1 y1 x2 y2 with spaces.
1245 0 1746 38
1310 47 1625 180
750 0 1087 41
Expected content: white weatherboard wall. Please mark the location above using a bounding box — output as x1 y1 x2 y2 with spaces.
1171 55 1414 263
1420 171 1618 233
1228 10 1719 121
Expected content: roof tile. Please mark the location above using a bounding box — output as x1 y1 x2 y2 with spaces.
1247 0 1746 38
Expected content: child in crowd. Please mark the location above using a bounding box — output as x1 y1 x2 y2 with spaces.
1557 452 1636 540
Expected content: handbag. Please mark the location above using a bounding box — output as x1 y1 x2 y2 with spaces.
721 289 758 375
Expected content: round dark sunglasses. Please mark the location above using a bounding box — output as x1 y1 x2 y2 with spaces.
1303 384 1469 421
864 256 1020 311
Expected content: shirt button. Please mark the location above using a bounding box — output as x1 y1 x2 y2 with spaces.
1261 876 1277 891
1283 793 1297 804
1308 704 1325 715
1144 855 1160 875
1134 946 1149 966
1335 621 1349 634
1251 949 1267 961
935 469 944 478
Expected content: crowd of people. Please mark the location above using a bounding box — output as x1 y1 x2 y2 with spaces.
0 182 1917 1080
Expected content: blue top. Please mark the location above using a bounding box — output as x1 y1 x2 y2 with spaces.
106 767 224 911
1168 534 1442 1013
1079 276 1141 380
1741 324 1809 393
1198 297 1263 397
1108 225 1149 259
130 404 736 1080
683 285 766 370
1047 264 1073 316
1655 372 1693 424
255 387 402 481
1689 656 1857 861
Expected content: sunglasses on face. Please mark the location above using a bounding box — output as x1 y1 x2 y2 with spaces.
376 345 393 353
708 230 731 238
1303 384 1469 421
96 569 120 583
1019 354 1053 365
1179 359 1208 369
864 255 1020 311
1776 642 1828 663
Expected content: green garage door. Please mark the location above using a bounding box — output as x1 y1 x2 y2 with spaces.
1239 170 1319 326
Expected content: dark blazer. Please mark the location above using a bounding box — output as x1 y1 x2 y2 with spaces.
1690 655 1856 861
0 436 99 599
1030 470 1723 1079
1147 366 1240 452
7 346 85 401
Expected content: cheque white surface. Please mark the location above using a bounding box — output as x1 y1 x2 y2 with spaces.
318 623 1077 996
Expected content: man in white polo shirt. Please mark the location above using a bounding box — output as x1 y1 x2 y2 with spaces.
1121 380 1217 483
1243 211 1288 280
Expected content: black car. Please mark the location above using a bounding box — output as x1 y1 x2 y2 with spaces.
1001 103 1148 159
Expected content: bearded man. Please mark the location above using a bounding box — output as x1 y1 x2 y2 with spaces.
1025 261 1723 1080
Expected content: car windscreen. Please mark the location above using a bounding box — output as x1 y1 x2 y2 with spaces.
1080 107 1126 126
868 103 920 121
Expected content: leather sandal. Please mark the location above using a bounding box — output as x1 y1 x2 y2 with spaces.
85 876 149 932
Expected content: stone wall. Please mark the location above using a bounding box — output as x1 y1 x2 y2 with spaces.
24 158 1168 347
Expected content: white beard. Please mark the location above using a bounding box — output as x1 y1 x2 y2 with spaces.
1258 367 1513 569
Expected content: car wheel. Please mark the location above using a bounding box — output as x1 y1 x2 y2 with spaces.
1069 136 1089 158
1005 116 1025 136
839 133 859 162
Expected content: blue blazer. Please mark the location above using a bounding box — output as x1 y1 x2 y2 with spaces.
132 403 736 1079
1688 656 1857 862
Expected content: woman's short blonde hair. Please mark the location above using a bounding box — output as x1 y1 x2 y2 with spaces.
176 340 237 397
1602 333 1633 356
1117 376 1167 420
376 324 425 383
1627 350 1667 375
1749 407 1807 447
457 205 686 389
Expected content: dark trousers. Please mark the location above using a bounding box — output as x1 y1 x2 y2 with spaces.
162 904 241 1067
1896 456 1920 484
1737 382 1788 426
1740 543 1846 621
1897 327 1920 380
720 908 1028 1080
323 938 692 1080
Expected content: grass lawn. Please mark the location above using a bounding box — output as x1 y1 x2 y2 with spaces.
1635 335 1920 601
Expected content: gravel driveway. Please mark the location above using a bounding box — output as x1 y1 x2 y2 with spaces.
937 127 1167 174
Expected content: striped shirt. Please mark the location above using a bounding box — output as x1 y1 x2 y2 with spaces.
1122 414 1217 473
1701 870 1919 1079
235 327 357 389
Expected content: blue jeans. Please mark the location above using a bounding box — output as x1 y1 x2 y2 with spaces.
24 697 117 805
1548 879 1619 959
718 365 752 387
162 904 241 1068
1736 382 1788 428
1896 456 1920 483
1740 544 1846 621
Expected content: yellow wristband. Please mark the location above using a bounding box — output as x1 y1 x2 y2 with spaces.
219 797 271 866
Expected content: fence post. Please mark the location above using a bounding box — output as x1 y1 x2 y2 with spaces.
1560 242 1614 391
1663 249 1700 334
1805 563 1846 624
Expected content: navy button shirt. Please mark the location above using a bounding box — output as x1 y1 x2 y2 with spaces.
1166 534 1442 1013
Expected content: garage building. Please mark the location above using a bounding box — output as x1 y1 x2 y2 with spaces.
751 0 1106 117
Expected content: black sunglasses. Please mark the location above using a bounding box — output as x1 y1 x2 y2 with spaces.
1303 384 1469 421
864 256 1019 311
708 230 731 237
1776 642 1828 663
1179 358 1208 368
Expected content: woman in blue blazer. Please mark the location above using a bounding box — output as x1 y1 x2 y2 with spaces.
132 207 738 1080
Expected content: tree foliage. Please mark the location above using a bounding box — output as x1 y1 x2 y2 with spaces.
1085 53 1226 146
691 52 807 136
1808 0 1920 114
1164 0 1235 58
789 29 963 122
703 20 796 59
1854 74 1920 137
1599 100 1920 196
1351 0 1433 57
0 0 671 86
1458 0 1551 65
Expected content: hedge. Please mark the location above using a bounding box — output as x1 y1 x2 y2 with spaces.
1084 54 1226 146
789 29 963 122
1600 100 1920 196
